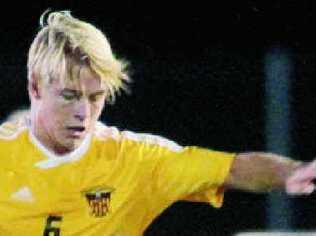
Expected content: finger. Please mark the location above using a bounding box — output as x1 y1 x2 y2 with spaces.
286 181 315 195
303 184 315 194
288 164 316 183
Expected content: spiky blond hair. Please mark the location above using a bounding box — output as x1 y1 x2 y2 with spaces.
27 10 129 103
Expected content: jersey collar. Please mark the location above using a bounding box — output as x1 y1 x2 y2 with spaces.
28 128 92 169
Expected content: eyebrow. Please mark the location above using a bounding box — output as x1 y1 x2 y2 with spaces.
90 90 106 96
60 89 105 96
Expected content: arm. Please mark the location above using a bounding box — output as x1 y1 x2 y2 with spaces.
224 152 315 194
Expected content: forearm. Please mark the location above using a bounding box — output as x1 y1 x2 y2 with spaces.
224 152 303 192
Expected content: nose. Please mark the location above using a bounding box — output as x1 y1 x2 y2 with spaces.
74 99 90 122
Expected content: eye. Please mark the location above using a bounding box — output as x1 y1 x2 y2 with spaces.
89 92 105 103
89 95 100 103
60 91 78 101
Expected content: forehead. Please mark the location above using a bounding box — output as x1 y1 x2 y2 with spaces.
52 62 105 92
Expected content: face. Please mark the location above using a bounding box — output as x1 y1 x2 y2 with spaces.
32 62 107 154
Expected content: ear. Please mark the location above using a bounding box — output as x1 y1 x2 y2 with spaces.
28 72 41 100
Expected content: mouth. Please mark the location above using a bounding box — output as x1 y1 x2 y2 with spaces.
67 126 86 132
66 126 86 138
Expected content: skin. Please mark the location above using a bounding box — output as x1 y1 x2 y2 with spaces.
29 59 107 155
26 56 316 196
225 152 316 195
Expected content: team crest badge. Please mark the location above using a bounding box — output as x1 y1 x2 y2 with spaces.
82 186 115 217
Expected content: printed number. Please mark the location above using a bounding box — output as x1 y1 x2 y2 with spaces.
43 215 62 236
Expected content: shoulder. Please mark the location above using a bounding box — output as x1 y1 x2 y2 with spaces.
120 130 183 152
94 121 183 152
94 121 121 141
0 120 27 141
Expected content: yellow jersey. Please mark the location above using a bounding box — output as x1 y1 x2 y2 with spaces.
0 120 235 235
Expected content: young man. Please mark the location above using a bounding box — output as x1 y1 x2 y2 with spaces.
0 10 316 235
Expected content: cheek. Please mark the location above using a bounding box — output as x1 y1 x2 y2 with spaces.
41 99 70 122
38 104 61 132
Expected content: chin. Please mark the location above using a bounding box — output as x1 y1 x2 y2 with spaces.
71 139 83 149
61 139 82 152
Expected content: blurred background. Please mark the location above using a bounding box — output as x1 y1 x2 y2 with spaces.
1 1 316 235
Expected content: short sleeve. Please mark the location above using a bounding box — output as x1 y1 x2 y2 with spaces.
153 146 235 208
117 130 235 208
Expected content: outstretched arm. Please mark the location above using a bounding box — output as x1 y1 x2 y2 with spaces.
224 152 316 195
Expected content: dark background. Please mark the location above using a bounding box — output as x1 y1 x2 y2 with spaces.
1 1 316 235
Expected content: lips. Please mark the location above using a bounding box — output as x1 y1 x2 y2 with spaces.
67 126 86 132
66 126 86 138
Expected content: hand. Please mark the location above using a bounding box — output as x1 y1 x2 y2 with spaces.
286 160 316 195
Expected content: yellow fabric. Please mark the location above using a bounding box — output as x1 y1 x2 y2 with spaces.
0 122 235 235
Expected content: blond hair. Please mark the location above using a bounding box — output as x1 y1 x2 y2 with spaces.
27 10 129 103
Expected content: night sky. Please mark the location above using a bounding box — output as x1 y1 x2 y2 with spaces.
1 1 316 235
